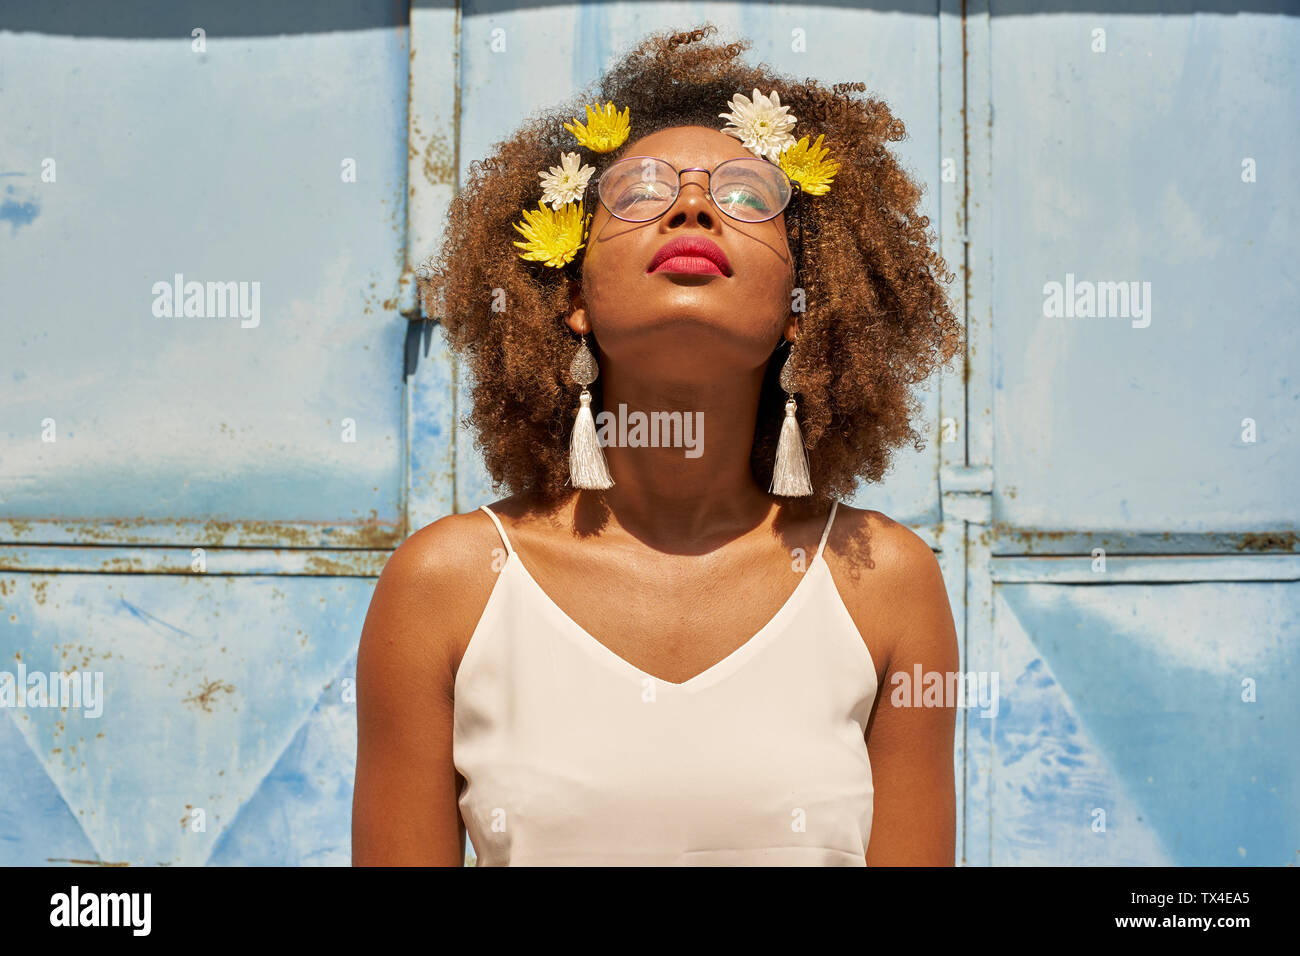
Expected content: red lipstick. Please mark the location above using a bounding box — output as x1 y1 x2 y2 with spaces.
647 236 732 277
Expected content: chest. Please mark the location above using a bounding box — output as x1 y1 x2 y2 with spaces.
517 546 833 685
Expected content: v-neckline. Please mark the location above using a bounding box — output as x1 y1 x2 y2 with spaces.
506 548 828 693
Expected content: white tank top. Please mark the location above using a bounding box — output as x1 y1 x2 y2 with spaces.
454 500 878 866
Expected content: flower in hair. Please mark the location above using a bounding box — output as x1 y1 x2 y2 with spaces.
564 102 631 153
719 89 797 161
539 152 595 209
512 200 589 267
778 134 841 196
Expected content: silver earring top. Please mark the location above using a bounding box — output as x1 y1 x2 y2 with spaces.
570 334 599 387
779 341 798 395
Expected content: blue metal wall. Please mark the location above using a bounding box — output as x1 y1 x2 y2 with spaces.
1 0 1295 866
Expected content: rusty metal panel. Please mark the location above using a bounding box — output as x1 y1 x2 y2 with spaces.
961 2 1300 868
987 572 1299 865
987 6 1300 536
0 572 370 865
0 1 410 549
0 1 412 867
961 0 1300 868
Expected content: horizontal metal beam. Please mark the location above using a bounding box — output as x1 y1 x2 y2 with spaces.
989 527 1300 557
0 546 391 577
994 553 1300 583
0 518 402 551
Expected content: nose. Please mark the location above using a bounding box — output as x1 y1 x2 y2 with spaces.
663 170 717 230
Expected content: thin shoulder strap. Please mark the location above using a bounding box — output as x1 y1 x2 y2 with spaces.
815 500 839 559
478 505 514 556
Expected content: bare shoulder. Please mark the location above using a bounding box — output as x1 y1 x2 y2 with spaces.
825 501 939 579
359 502 512 686
399 502 510 585
822 501 955 676
393 490 563 591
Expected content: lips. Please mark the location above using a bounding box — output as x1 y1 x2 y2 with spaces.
647 236 732 277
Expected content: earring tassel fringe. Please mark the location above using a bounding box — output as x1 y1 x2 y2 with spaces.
769 398 812 496
569 388 614 489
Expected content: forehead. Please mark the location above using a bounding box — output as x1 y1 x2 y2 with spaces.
620 125 752 168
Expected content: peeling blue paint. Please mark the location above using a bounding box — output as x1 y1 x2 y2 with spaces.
0 195 38 232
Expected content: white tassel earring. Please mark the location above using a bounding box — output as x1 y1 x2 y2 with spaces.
769 342 813 496
568 334 614 489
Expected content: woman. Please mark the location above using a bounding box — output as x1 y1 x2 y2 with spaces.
353 25 963 866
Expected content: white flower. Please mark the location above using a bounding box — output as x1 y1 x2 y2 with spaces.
719 89 798 161
538 152 595 209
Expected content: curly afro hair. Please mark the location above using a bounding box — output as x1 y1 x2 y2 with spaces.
420 24 963 513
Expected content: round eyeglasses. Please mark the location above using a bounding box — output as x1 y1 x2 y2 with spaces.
595 155 795 224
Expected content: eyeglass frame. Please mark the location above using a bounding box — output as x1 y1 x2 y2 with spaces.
588 155 801 225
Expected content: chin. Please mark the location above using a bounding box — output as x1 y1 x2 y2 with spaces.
598 308 782 374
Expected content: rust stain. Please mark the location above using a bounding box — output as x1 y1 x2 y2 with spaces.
303 552 388 576
423 131 455 187
55 642 95 671
46 858 130 867
1237 532 1299 552
200 518 317 548
183 679 237 713
30 579 47 605
98 555 145 572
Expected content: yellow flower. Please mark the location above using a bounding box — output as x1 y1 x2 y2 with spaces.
778 134 841 196
512 200 589 268
563 102 630 153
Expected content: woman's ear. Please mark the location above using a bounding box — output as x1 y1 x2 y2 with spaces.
565 276 591 336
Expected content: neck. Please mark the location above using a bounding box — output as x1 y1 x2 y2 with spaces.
590 358 776 546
